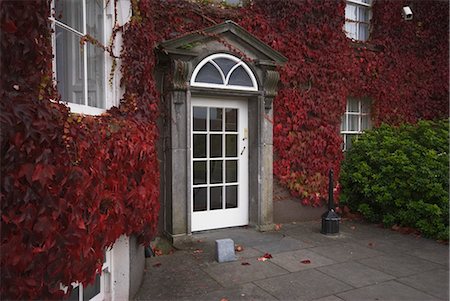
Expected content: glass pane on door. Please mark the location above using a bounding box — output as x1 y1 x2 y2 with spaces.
192 106 240 214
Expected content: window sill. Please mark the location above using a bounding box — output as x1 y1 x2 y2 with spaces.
349 40 384 52
67 103 107 115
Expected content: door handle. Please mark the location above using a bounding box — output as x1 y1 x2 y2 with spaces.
240 146 246 156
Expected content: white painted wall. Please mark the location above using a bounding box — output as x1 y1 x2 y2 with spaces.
110 235 131 300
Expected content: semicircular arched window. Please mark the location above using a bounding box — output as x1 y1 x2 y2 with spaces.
191 53 258 91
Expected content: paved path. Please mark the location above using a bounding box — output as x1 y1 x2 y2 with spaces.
135 220 449 301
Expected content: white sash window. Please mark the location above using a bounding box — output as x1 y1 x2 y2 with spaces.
51 0 114 115
341 98 372 150
344 0 372 42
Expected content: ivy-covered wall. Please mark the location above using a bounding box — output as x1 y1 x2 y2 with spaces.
1 0 448 298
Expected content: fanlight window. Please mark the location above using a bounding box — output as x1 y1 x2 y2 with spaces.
191 54 258 91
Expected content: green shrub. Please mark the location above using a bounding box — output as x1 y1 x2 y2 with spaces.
340 120 449 240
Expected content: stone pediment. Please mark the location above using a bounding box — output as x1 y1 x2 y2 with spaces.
158 20 287 67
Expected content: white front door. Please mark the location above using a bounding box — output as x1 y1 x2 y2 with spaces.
191 97 248 231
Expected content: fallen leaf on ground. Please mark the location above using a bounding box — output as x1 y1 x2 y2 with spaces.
368 242 374 247
220 298 229 301
274 224 282 231
152 263 162 267
258 253 273 261
300 259 311 264
235 244 244 252
350 226 356 230
241 262 251 266
153 248 163 256
193 249 203 254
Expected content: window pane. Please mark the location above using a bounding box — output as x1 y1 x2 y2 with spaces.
226 185 238 208
225 109 238 131
347 99 359 112
361 101 371 113
213 58 236 77
348 115 359 131
226 134 238 157
361 115 371 130
226 160 238 183
87 43 105 108
193 161 207 185
68 285 80 301
86 0 104 40
193 188 207 211
345 3 357 21
193 107 207 131
210 134 223 158
56 26 85 105
228 66 253 87
193 134 206 158
210 187 223 210
210 108 223 131
341 115 346 131
344 21 357 40
358 23 369 41
345 134 354 150
195 62 224 84
358 6 370 23
210 160 223 184
55 0 83 32
83 274 101 301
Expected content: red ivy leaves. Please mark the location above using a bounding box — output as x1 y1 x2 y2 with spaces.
1 0 160 299
1 0 448 299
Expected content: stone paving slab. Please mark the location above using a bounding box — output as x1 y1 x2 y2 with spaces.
336 280 440 301
309 242 384 263
134 256 222 300
351 238 411 254
397 269 449 300
313 295 344 301
254 269 353 300
317 261 395 288
187 283 277 301
135 220 449 301
358 253 443 277
406 243 449 266
270 248 336 272
253 236 313 254
201 257 289 288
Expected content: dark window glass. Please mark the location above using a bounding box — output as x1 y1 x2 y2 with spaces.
226 160 238 183
210 187 223 210
193 134 207 158
193 188 207 211
226 134 238 157
193 107 207 131
195 62 223 84
225 108 238 131
228 66 253 87
210 134 223 158
193 161 207 185
83 274 101 301
210 160 223 184
213 58 236 77
226 185 238 208
210 108 223 131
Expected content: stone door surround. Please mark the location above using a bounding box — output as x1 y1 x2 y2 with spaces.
156 20 287 245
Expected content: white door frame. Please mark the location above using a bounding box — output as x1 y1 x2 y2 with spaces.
190 96 249 232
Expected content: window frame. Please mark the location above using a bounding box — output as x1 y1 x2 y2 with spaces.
344 0 373 42
341 98 372 151
50 0 116 115
190 53 258 92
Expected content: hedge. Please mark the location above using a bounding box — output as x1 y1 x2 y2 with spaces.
340 120 449 240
